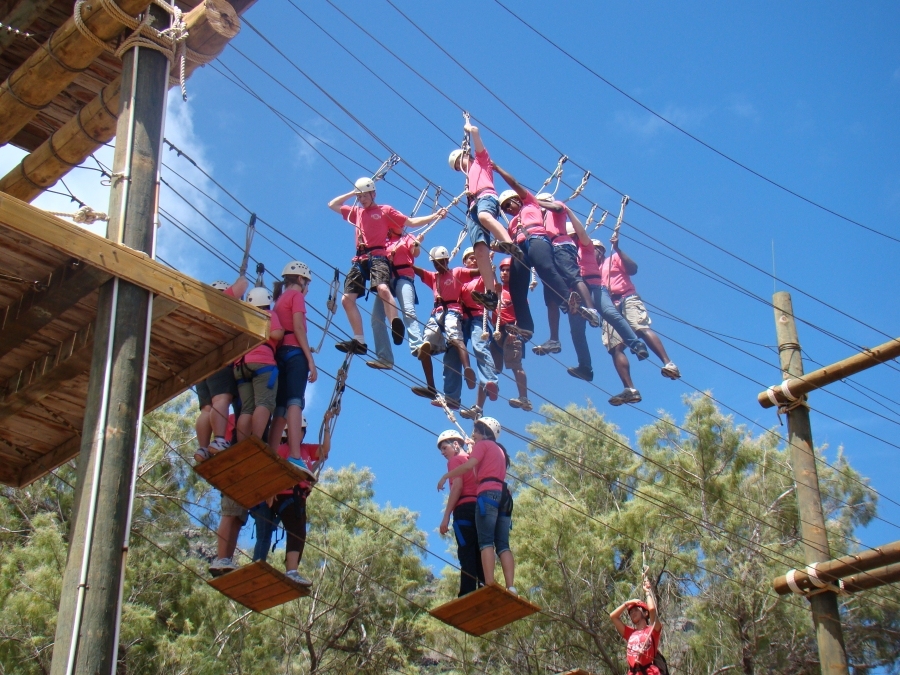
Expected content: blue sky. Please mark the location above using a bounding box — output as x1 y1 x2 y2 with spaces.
6 0 900 592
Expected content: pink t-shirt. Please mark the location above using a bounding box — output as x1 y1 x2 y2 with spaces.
224 286 238 298
277 442 320 492
466 148 496 196
600 252 637 298
448 451 477 507
509 192 548 242
577 241 602 286
459 275 485 318
274 289 308 348
340 204 407 258
471 439 506 494
237 310 282 365
623 625 661 669
388 233 418 279
420 267 479 313
543 201 574 246
497 286 516 326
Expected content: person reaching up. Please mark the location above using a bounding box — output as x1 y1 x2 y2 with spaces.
609 578 664 675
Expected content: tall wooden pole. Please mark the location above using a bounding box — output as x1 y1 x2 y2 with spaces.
49 5 170 674
773 292 849 675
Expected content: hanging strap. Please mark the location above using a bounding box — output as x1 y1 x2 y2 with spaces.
452 519 474 547
565 170 591 202
315 352 353 478
313 268 341 354
537 155 568 196
590 208 610 233
240 213 256 277
613 195 630 238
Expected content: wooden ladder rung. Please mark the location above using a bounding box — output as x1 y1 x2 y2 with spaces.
428 583 540 636
194 436 310 508
208 560 311 612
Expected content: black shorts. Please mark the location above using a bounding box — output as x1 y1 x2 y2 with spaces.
344 257 391 296
197 366 237 408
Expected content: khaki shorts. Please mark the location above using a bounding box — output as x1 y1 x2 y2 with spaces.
423 309 464 353
502 330 524 370
234 362 278 416
221 494 248 523
602 295 651 351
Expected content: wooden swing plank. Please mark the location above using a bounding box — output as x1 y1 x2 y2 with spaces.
208 561 310 612
193 436 309 509
428 583 540 636
558 670 594 675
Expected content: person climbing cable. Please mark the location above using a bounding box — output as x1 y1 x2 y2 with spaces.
328 178 446 355
436 429 485 596
489 258 532 411
609 578 664 675
448 121 520 310
437 417 516 595
410 246 480 401
600 232 680 406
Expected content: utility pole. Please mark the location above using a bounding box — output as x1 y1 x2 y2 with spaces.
773 291 849 675
50 4 170 674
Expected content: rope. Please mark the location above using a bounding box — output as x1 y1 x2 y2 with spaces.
45 205 109 224
492 308 502 341
371 153 401 182
434 393 471 441
315 352 353 478
564 170 590 202
590 208 609 233
432 185 443 212
239 213 256 277
613 194 630 237
582 204 598 230
461 111 471 156
312 268 340 353
480 309 489 341
410 183 429 216
448 226 468 261
537 154 567 196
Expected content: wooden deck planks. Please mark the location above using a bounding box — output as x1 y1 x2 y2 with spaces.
208 561 310 612
428 583 541 636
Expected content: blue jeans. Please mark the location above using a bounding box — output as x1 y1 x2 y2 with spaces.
274 346 309 418
569 285 643 370
521 236 568 308
465 194 500 247
250 502 275 562
445 316 498 402
475 489 511 554
507 250 534 334
371 276 422 363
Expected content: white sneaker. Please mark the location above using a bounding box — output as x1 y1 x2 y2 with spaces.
208 437 231 453
193 447 211 463
661 362 681 379
285 570 312 586
209 557 237 576
506 586 518 596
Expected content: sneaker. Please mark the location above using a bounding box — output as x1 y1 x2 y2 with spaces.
287 456 316 481
193 447 211 463
335 339 367 355
520 397 533 412
208 437 231 454
631 341 650 361
431 397 460 410
566 365 594 382
365 359 393 370
532 339 562 356
608 388 642 406
209 557 237 577
460 404 482 420
567 291 581 315
472 290 498 310
484 381 499 401
411 385 438 400
285 570 313 586
581 307 601 328
661 362 681 379
391 318 405 345
506 586 518 596
463 367 476 389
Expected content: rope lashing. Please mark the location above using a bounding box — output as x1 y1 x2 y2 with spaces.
315 352 353 478
583 204 599 230
590 209 609 233
46 205 109 224
565 170 591 202
784 566 847 597
253 262 265 288
613 195 630 238
480 310 490 341
371 153 402 182
313 268 341 354
411 183 430 217
492 309 502 341
239 213 256 277
435 393 471 441
461 111 471 156
538 155 567 197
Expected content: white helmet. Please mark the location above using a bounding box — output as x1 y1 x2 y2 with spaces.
565 221 575 236
591 238 605 249
461 246 475 260
355 177 376 193
448 148 465 170
436 429 465 448
429 245 450 261
211 280 230 290
247 286 273 307
535 192 554 202
498 189 519 208
282 261 312 280
476 416 501 439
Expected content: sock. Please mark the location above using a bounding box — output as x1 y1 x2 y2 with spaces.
353 334 365 342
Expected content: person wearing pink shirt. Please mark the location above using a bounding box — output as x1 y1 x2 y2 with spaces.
448 122 521 311
437 417 516 594
410 246 480 401
436 429 485 597
609 579 664 675
328 178 446 355
599 232 680 406
489 259 532 411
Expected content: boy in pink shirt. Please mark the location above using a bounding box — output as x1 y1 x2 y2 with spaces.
489 258 532 412
448 122 521 311
609 579 664 675
328 178 446 355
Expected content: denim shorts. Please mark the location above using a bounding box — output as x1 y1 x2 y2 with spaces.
475 489 511 554
274 346 309 418
465 194 500 247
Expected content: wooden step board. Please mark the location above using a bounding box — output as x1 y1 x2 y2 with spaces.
208 560 311 612
194 436 311 509
558 670 594 675
429 583 540 636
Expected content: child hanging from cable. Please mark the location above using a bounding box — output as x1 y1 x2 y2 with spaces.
448 121 521 310
328 178 446 355
410 246 480 400
490 258 532 411
609 578 664 675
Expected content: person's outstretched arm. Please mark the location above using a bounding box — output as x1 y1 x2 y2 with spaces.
328 190 357 213
466 123 485 154
643 578 661 631
566 206 592 247
609 601 631 637
407 208 448 228
610 231 638 275
493 163 528 200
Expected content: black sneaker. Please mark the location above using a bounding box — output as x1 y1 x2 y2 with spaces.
608 388 642 406
566 365 594 382
472 290 498 310
411 385 438 400
335 339 367 354
631 341 650 361
391 318 405 345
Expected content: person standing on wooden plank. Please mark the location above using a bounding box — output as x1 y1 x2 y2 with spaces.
448 122 521 310
328 178 447 355
209 414 245 576
609 579 664 675
268 262 316 481
232 287 285 445
489 259 532 412
599 231 680 407
437 429 485 596
437 417 516 595
194 274 249 462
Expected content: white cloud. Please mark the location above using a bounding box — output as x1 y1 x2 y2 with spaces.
729 97 759 121
291 117 331 169
612 104 710 140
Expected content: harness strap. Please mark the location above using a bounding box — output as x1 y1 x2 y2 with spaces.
452 518 474 547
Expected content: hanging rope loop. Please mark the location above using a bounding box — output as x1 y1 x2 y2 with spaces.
316 352 353 478
566 170 591 202
613 195 630 238
435 393 471 441
313 268 341 354
538 155 568 196
410 183 430 217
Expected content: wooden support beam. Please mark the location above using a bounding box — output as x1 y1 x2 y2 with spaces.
0 259 110 358
0 0 241 202
758 335 900 409
0 0 57 56
841 563 900 594
0 194 269 338
0 0 154 146
15 435 80 487
774 539 900 596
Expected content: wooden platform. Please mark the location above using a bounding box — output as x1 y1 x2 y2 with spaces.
208 560 311 612
0 194 269 487
428 583 540 636
194 436 312 508
558 670 594 675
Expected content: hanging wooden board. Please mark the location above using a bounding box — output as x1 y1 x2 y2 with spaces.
558 670 595 675
429 583 540 636
208 560 311 612
194 436 312 508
